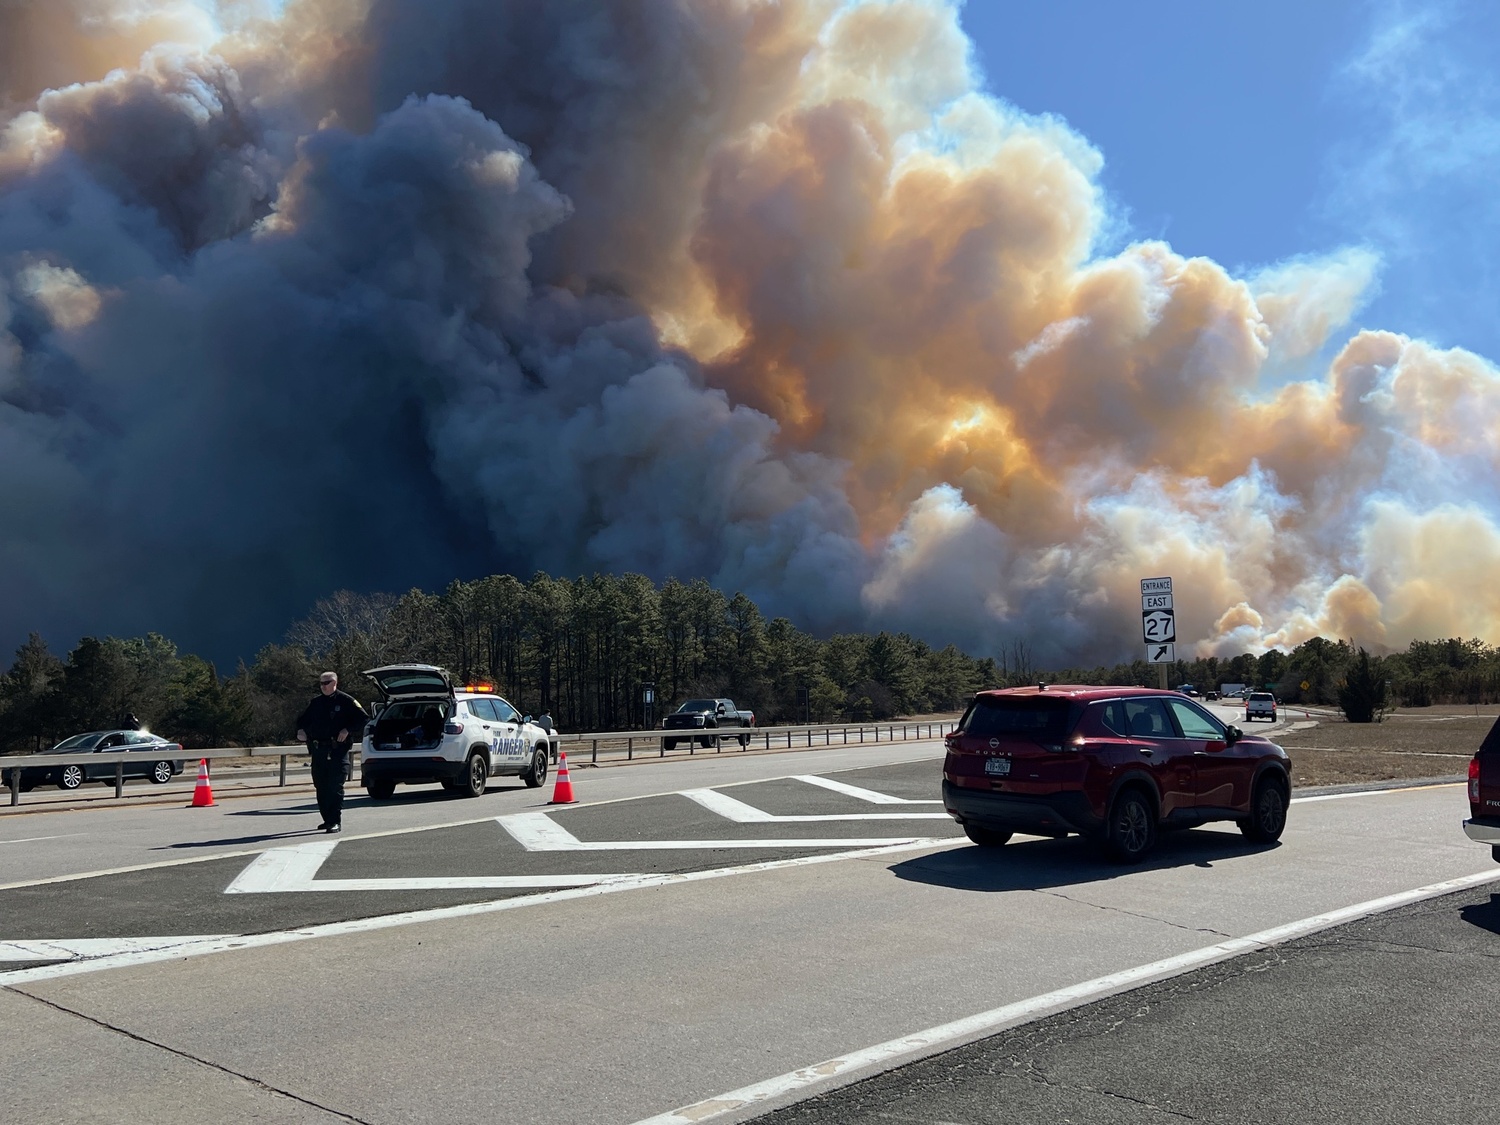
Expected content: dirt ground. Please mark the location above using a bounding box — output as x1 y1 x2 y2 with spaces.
1272 704 1499 788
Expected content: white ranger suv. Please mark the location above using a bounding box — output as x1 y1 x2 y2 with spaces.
360 664 558 800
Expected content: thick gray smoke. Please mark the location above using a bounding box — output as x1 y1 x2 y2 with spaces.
3 0 1499 666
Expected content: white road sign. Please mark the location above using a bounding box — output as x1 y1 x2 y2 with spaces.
1147 642 1175 664
1140 576 1175 647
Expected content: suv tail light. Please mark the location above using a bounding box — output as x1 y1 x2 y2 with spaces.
444 722 464 736
1470 756 1481 802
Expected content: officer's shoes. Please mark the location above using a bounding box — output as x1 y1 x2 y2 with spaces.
324 823 341 834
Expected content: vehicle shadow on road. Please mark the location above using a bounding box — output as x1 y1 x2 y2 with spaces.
155 829 325 850
1459 894 1500 935
891 829 1278 892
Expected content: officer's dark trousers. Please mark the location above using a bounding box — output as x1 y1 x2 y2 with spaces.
310 742 349 827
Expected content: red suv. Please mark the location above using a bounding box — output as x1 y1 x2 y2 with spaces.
942 685 1292 862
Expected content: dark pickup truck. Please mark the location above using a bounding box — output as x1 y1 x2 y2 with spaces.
661 698 756 750
1464 716 1500 862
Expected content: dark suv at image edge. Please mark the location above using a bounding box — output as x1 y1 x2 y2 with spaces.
942 685 1292 862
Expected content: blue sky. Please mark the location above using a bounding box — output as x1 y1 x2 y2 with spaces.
959 0 1500 364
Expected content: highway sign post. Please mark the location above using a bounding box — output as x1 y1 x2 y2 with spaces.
1142 577 1175 688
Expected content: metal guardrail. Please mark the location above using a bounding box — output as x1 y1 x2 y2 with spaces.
0 720 957 808
559 720 958 765
0 744 317 807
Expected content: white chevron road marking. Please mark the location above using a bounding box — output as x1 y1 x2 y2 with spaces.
497 811 932 851
223 840 633 894
681 787 948 822
790 775 941 805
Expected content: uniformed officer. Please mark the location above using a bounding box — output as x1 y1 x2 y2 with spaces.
296 672 367 833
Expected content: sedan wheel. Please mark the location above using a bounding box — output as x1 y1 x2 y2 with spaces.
522 747 548 789
1104 788 1157 863
58 764 85 790
1238 777 1289 844
149 761 173 784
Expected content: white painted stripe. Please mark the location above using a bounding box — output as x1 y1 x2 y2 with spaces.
681 788 948 823
629 866 1500 1125
0 839 956 985
498 811 587 849
792 775 939 805
0 936 234 962
681 788 771 821
0 834 80 846
221 839 635 893
495 813 930 851
224 841 338 893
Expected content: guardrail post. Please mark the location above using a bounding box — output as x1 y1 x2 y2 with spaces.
114 763 124 798
592 738 598 765
279 754 287 786
8 767 18 806
763 731 769 750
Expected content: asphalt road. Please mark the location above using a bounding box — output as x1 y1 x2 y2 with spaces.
1 729 1494 1125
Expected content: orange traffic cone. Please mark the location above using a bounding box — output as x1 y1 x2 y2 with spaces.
188 758 215 807
548 752 577 805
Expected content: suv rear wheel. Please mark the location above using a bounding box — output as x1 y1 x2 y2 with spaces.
365 779 396 800
963 824 1013 848
1104 787 1157 863
459 752 488 798
1238 775 1288 843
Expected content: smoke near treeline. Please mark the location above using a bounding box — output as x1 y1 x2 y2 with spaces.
2 0 1498 668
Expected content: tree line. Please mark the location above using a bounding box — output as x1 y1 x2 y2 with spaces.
2 569 1496 752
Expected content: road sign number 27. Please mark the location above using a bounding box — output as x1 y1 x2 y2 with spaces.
1142 610 1176 643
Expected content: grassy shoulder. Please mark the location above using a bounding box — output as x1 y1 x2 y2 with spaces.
1273 705 1498 788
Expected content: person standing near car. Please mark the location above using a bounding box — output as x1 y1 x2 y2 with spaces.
296 672 367 833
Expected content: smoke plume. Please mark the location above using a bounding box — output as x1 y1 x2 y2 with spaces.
2 0 1497 666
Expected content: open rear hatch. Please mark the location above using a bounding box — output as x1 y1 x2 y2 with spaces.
363 664 454 702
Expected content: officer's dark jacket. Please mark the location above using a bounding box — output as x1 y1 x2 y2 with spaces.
297 690 368 745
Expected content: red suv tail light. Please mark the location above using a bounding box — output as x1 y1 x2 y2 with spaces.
1470 756 1481 802
444 722 464 736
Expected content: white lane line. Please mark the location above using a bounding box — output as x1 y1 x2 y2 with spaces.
0 839 955 985
792 776 940 805
629 865 1500 1125
681 788 949 823
0 834 81 846
0 936 234 962
1292 781 1461 804
497 811 929 851
224 839 633 893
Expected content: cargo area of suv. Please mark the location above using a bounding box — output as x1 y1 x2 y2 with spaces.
368 701 451 752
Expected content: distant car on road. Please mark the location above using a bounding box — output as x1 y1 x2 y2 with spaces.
1245 692 1278 722
1204 690 1221 701
2 731 185 791
942 685 1291 863
1179 685 1201 697
661 698 756 750
1463 717 1500 863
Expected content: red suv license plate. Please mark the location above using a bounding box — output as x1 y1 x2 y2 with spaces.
983 757 1011 776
